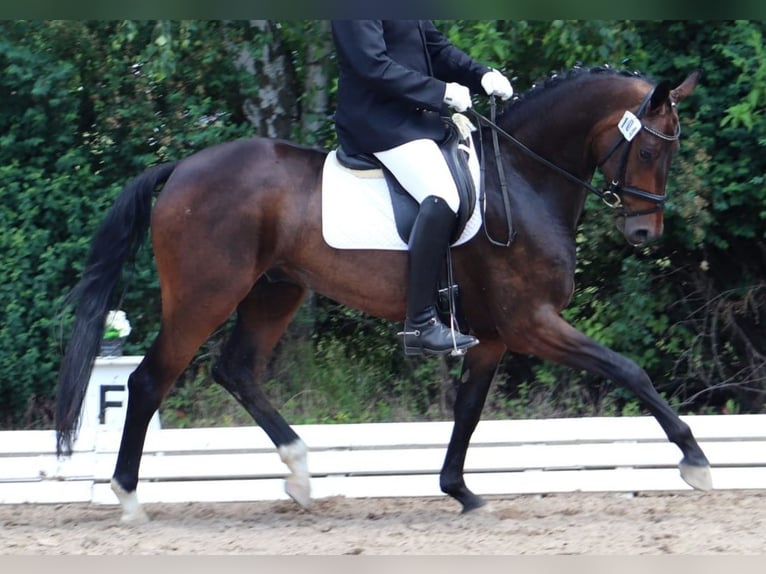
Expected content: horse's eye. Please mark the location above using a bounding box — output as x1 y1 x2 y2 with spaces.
639 148 652 161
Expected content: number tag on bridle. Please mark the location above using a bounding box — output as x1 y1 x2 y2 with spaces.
618 110 642 141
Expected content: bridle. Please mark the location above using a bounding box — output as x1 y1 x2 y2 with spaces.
469 84 681 245
594 84 681 216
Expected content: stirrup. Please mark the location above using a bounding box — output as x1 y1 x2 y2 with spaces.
397 316 478 357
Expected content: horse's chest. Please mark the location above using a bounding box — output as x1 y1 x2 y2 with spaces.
512 246 576 308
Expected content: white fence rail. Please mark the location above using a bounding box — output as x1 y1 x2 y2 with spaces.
2 415 765 505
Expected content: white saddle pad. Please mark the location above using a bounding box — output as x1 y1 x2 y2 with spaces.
321 126 483 251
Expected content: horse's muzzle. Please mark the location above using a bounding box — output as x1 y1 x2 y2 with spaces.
617 216 664 246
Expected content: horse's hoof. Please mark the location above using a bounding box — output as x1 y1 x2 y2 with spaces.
460 494 487 514
110 478 150 523
120 507 150 524
278 440 312 510
679 461 713 491
285 476 312 510
462 500 493 515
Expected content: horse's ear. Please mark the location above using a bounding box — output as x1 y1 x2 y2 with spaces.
650 80 672 111
670 69 702 105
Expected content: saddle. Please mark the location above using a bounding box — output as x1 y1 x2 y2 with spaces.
335 118 477 245
335 117 477 333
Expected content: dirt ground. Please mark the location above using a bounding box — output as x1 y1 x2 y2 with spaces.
1 490 764 555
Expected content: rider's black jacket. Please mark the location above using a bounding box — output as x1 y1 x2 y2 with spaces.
331 20 489 156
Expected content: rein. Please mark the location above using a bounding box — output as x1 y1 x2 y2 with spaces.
470 88 681 234
481 97 516 246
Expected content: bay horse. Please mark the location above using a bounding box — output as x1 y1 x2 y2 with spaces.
56 66 712 523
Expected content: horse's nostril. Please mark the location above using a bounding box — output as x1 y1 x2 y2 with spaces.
630 228 649 245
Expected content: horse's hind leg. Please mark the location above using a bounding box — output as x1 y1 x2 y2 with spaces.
211 274 311 508
111 298 241 523
518 310 712 490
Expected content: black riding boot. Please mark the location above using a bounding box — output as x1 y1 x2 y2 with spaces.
401 196 479 356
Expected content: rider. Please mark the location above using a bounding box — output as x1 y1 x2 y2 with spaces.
331 20 513 356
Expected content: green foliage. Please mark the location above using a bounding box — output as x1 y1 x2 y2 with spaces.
639 21 766 254
160 333 453 429
262 337 400 425
718 22 766 131
442 20 648 87
0 21 264 427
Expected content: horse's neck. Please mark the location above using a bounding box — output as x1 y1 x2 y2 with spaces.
482 74 650 239
482 127 593 234
509 112 597 175
496 85 633 224
513 75 648 170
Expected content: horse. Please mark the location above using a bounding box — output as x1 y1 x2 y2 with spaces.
56 66 712 523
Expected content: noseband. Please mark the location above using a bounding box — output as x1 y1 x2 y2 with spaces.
595 86 681 217
470 84 681 224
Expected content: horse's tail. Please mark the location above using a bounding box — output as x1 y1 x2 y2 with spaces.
55 161 178 457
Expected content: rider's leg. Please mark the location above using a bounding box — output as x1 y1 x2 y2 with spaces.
374 139 478 356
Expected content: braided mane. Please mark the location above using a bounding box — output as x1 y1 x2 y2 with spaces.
517 65 647 102
492 65 653 130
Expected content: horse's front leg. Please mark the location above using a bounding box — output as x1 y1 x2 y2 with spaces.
519 309 712 490
440 338 506 512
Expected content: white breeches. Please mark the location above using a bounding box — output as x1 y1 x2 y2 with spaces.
373 138 460 213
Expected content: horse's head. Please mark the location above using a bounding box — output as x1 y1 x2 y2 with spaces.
594 70 700 246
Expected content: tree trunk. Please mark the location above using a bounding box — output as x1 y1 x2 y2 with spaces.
299 20 332 146
230 20 298 139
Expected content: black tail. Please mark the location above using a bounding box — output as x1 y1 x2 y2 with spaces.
55 162 177 456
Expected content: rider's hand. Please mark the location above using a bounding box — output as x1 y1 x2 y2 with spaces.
481 69 514 100
444 82 472 113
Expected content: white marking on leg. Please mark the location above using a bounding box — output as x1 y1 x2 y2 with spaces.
110 478 150 524
679 462 713 491
278 439 312 509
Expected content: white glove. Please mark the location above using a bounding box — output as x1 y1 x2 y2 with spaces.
481 69 513 100
443 82 472 112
